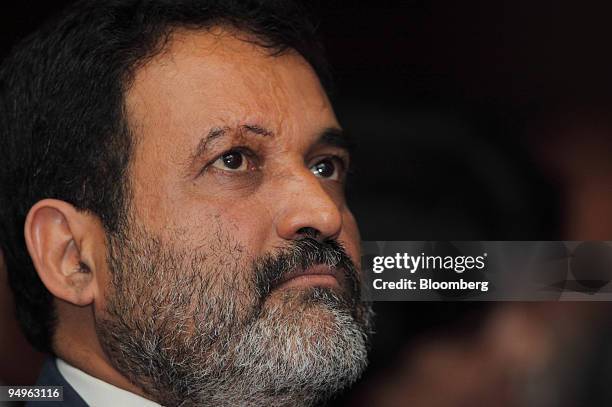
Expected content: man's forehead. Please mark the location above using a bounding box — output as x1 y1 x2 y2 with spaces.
122 27 340 180
125 27 335 139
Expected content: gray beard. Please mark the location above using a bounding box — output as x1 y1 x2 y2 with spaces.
96 225 373 407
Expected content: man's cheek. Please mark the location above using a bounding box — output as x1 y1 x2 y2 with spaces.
215 199 275 256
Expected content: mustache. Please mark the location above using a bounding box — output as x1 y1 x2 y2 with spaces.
253 238 361 301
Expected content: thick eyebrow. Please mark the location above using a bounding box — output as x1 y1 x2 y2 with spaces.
315 127 355 154
189 124 274 166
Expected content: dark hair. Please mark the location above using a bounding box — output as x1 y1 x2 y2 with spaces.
0 0 331 353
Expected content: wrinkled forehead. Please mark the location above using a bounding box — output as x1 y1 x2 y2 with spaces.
124 27 338 161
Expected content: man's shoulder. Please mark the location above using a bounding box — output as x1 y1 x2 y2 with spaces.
26 358 88 407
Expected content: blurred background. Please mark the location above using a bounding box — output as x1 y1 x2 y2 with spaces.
3 1 612 406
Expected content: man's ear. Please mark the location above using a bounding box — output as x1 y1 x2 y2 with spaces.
24 199 100 306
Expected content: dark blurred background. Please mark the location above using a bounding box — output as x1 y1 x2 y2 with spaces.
3 1 612 406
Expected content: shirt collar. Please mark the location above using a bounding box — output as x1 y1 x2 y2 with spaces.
56 358 162 407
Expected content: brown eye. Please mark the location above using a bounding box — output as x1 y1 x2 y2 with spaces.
212 150 247 171
310 158 340 180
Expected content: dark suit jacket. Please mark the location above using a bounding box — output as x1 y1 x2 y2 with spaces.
26 358 88 407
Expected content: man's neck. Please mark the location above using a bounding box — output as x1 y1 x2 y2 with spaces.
56 358 161 407
53 299 157 403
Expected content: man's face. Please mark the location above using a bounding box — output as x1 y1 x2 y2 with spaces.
94 28 371 406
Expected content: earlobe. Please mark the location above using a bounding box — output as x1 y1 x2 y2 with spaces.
24 199 96 306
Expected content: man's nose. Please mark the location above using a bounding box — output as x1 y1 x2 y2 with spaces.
274 168 343 242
